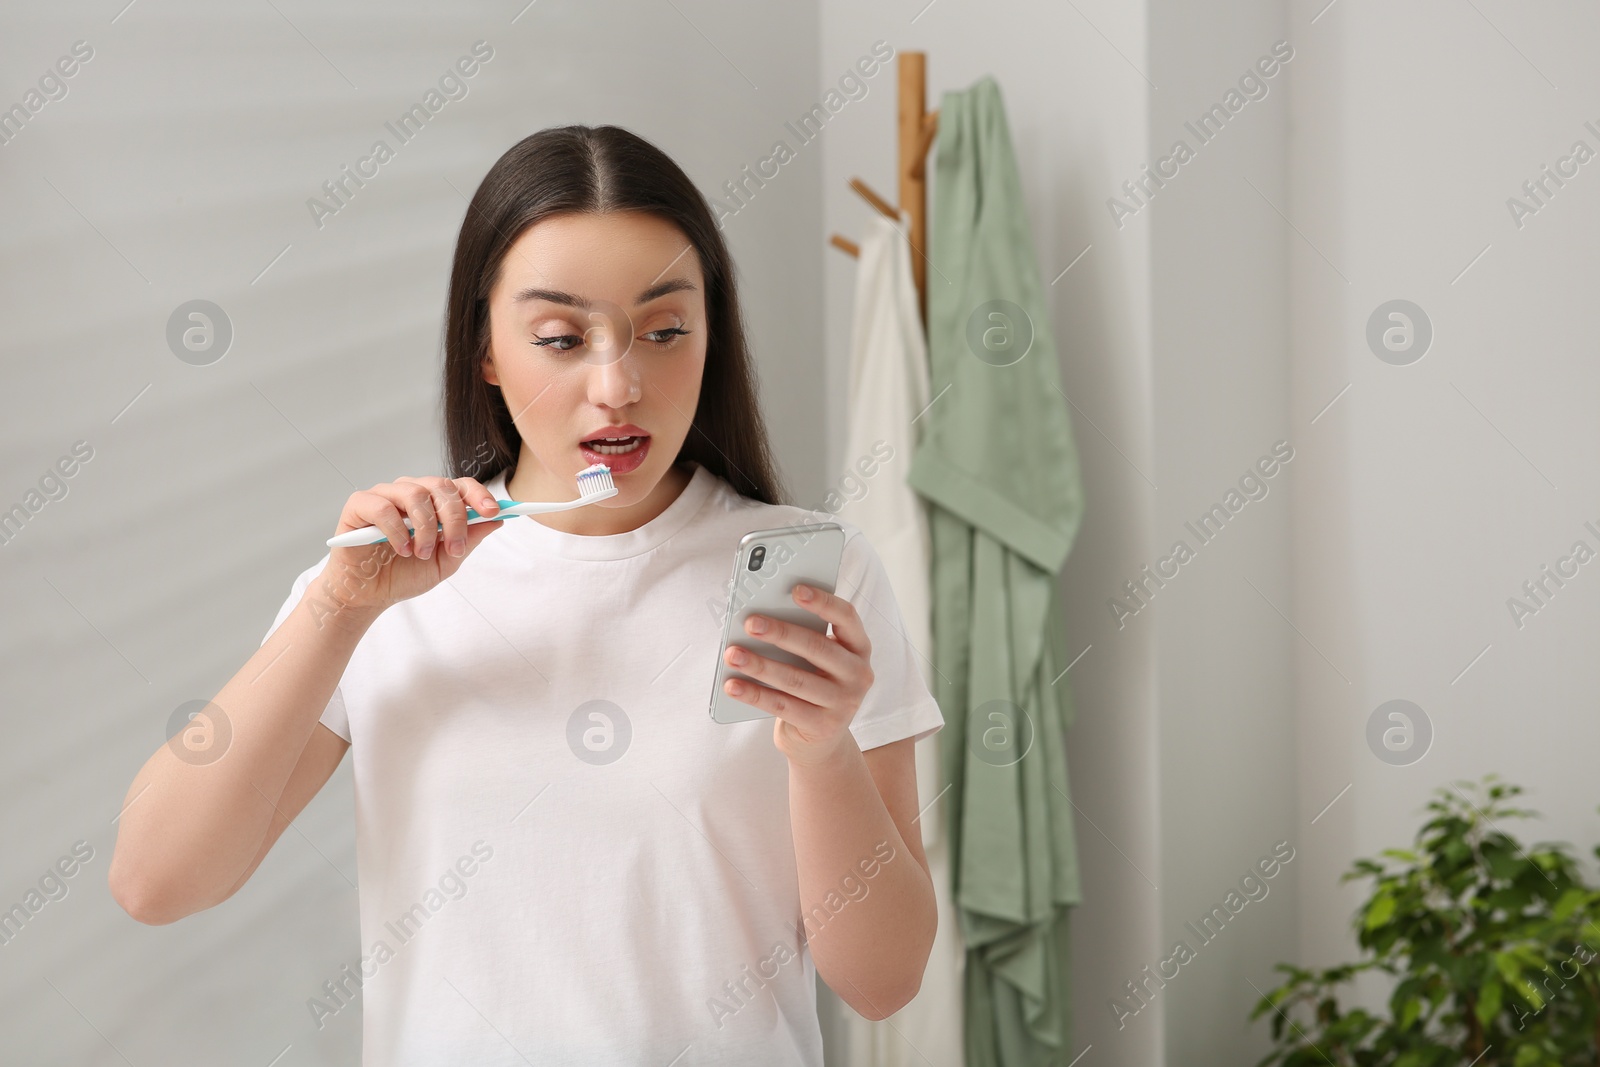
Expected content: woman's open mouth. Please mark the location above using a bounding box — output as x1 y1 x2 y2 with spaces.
579 434 651 473
584 436 645 455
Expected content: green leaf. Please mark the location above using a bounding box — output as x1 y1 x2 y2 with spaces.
1365 889 1397 931
1552 887 1587 921
1396 993 1422 1030
1475 974 1503 1027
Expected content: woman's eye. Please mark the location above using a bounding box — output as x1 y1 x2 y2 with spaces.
646 327 691 346
531 327 689 354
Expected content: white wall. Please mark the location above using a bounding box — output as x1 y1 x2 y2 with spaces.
0 3 824 1064
1145 2 1296 1063
1289 0 1600 1019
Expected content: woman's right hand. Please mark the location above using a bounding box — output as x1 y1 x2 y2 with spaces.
316 475 507 617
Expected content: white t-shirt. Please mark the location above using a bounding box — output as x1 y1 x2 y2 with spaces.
262 459 944 1066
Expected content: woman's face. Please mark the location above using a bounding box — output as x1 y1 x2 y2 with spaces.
481 211 708 532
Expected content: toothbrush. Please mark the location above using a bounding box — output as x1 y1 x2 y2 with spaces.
325 464 618 548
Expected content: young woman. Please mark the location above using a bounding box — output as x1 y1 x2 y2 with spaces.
108 125 943 1065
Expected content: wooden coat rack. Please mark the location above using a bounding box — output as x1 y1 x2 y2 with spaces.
828 50 938 329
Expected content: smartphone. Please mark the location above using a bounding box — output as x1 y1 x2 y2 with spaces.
709 521 845 724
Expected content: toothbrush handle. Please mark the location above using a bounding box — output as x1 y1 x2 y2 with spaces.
325 499 517 549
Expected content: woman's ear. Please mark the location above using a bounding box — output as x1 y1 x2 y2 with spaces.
481 353 499 387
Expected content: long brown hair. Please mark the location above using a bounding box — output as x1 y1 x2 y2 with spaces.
440 125 786 506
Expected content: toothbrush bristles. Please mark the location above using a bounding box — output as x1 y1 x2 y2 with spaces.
576 463 615 497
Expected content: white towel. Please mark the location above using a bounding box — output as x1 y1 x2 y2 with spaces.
829 211 965 1067
839 213 936 808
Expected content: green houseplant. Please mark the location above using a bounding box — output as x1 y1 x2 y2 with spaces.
1251 776 1600 1066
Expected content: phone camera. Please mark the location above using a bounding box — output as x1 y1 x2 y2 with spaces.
747 545 766 571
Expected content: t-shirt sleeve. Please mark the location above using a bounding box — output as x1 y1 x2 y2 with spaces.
259 554 352 744
835 529 944 753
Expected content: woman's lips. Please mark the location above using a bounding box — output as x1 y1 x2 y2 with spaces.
579 435 650 474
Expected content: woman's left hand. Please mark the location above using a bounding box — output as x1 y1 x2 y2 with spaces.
721 583 874 766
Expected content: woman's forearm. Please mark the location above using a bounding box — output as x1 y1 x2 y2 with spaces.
108 578 376 924
787 734 937 1020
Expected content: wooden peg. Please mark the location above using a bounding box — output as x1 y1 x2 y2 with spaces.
848 177 901 222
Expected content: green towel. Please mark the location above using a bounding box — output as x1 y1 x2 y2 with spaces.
907 74 1086 1067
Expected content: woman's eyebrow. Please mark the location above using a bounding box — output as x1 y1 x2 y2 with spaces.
511 278 697 309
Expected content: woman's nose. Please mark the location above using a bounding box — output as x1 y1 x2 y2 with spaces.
579 304 643 404
586 342 642 405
